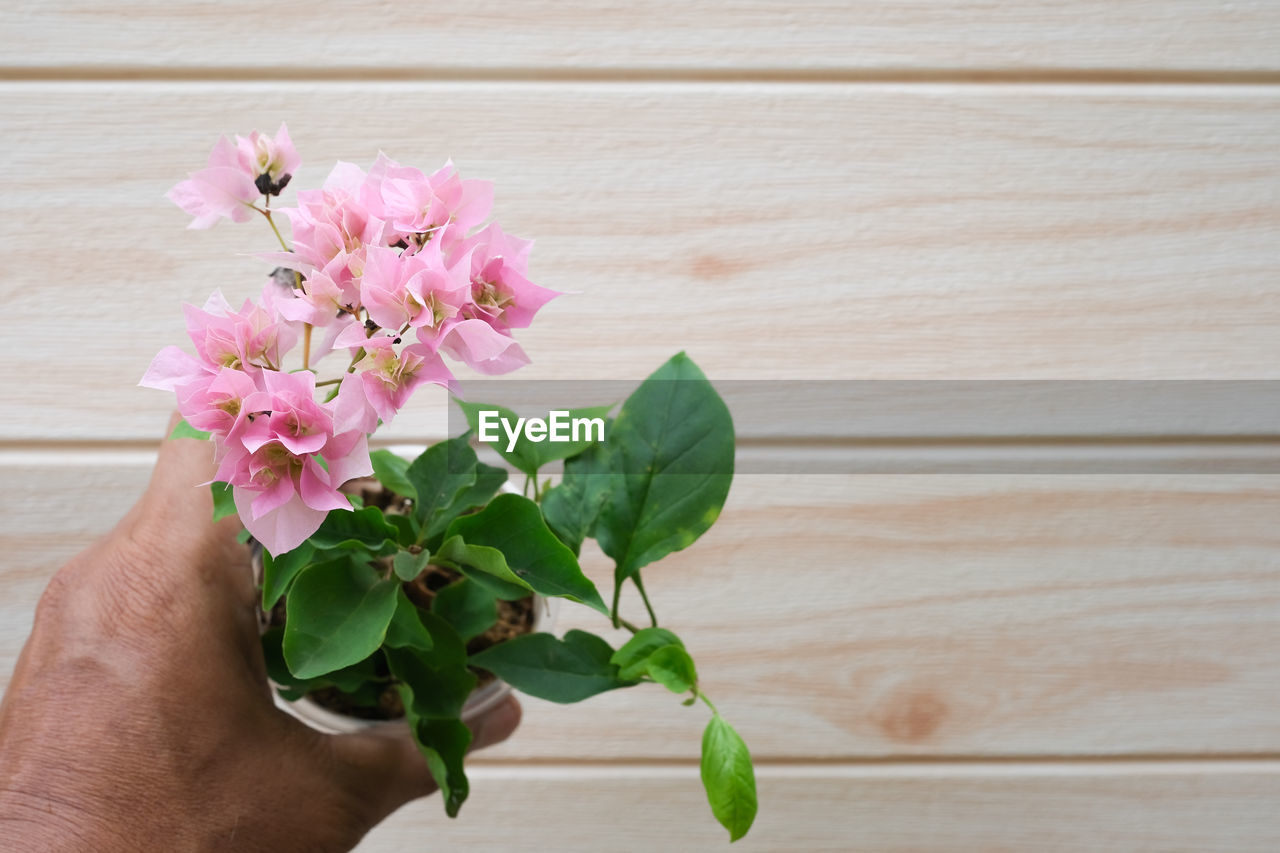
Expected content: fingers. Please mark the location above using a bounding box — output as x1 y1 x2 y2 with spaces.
328 695 522 823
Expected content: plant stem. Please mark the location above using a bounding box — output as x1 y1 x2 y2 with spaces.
302 324 312 370
617 618 641 634
610 581 622 629
696 689 719 716
633 574 658 627
258 206 290 253
314 377 343 387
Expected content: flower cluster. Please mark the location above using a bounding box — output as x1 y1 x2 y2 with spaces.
144 126 558 554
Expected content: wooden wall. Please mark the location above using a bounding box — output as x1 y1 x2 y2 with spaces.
2 3 1279 850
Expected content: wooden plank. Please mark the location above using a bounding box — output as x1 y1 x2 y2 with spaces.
354 763 1280 852
3 453 1279 759
1 84 1278 441
5 2 1280 75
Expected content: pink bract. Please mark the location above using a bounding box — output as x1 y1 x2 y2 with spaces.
150 134 551 553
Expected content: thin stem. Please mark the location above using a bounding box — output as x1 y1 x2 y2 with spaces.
633 574 659 628
696 690 719 716
256 206 291 253
610 580 622 629
314 377 343 387
303 324 312 371
617 618 641 634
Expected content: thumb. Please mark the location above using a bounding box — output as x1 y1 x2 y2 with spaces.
328 695 522 823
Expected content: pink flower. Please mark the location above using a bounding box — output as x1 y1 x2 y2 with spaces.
183 291 297 373
166 136 259 230
438 319 530 375
336 333 454 424
215 369 373 555
166 124 300 229
281 163 387 271
240 370 332 456
455 223 559 332
359 242 468 335
376 157 492 251
235 123 300 197
176 367 259 439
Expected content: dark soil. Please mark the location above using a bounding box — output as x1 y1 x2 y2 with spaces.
269 477 535 721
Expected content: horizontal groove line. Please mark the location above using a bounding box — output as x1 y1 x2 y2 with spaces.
470 752 1280 768
3 66 1280 86
1 436 1279 456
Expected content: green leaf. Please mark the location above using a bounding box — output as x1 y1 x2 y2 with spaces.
261 627 381 700
610 627 684 681
433 577 499 642
261 542 316 610
347 492 364 509
701 715 758 842
595 353 734 586
646 644 698 694
386 513 418 546
410 717 472 818
446 494 608 614
283 557 400 679
168 419 210 440
468 630 635 703
455 399 614 478
407 436 478 533
236 528 252 545
385 613 476 719
540 436 612 555
369 448 417 499
384 588 435 651
308 507 399 552
210 481 237 523
434 535 534 600
392 548 431 582
427 461 508 546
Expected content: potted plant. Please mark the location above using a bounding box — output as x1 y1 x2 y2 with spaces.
142 126 758 842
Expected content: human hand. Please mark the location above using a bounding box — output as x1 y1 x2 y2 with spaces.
0 417 520 852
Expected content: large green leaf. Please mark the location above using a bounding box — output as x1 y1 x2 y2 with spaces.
540 436 612 555
385 613 476 720
432 577 499 642
446 494 607 614
701 715 758 842
407 436 478 533
426 461 508 545
369 448 417 499
455 399 614 478
410 717 473 818
261 542 316 610
610 627 685 681
261 627 381 700
468 630 635 703
434 535 535 600
308 507 399 552
384 588 435 651
282 556 400 679
646 644 698 694
595 353 734 586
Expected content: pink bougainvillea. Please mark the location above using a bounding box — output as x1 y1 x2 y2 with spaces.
143 131 558 554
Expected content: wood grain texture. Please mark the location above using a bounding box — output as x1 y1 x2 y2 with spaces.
4 454 1278 760
5 1 1280 75
353 763 1280 852
1 84 1278 441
